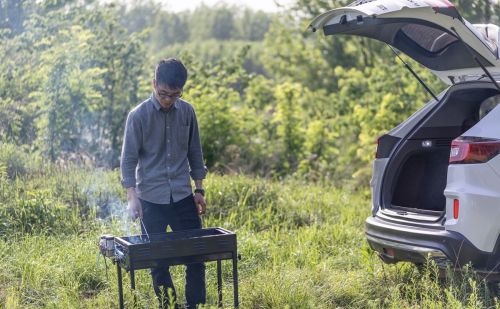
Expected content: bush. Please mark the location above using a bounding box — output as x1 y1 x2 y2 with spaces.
0 143 42 179
0 189 84 236
0 161 120 237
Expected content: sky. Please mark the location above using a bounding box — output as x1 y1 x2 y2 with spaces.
159 0 295 12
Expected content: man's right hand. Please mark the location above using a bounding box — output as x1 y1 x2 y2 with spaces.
127 188 142 220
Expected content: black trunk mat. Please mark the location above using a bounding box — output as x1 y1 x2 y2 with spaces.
392 149 450 211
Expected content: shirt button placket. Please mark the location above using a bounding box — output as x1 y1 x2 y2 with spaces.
166 113 170 179
166 113 172 191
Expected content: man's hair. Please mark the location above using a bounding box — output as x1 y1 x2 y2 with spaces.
154 58 188 89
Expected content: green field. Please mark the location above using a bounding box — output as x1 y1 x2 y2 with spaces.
3 1 500 307
0 160 499 309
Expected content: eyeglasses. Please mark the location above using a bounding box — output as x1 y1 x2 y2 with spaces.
157 90 183 100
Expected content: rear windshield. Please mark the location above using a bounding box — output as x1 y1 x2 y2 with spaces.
401 24 458 53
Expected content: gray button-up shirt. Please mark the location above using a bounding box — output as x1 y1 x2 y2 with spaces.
120 94 207 204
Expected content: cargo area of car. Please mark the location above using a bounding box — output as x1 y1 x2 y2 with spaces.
391 145 450 212
386 84 500 214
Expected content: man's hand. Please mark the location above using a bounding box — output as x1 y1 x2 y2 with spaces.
127 188 142 220
194 193 206 215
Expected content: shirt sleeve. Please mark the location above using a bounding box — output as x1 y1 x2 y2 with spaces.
187 106 208 180
120 110 142 188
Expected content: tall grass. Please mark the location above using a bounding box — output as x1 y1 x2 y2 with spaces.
0 153 499 308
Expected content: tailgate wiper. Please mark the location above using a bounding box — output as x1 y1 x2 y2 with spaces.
450 27 500 90
387 44 439 102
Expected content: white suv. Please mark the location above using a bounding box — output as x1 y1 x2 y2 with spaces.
310 0 500 281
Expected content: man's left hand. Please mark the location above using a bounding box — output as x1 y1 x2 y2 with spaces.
194 193 206 215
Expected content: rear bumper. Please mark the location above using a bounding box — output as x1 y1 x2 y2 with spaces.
365 215 500 272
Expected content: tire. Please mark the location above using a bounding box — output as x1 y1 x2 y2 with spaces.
487 280 500 296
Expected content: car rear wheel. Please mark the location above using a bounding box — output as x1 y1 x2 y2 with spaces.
487 280 500 296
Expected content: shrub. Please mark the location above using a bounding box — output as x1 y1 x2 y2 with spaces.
0 143 42 179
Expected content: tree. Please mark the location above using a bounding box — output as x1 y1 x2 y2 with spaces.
32 10 103 161
0 2 147 166
149 11 189 50
189 4 236 41
182 53 249 171
234 9 272 41
454 0 500 23
85 7 147 166
0 0 27 36
272 82 304 174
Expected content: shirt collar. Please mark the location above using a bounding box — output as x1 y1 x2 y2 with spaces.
151 93 179 112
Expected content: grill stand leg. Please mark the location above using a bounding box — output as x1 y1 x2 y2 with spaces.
233 252 239 308
217 260 223 307
130 270 137 308
117 264 124 309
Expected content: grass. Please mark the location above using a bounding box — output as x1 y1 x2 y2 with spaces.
0 161 500 308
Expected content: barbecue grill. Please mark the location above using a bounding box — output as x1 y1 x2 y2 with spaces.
100 227 239 308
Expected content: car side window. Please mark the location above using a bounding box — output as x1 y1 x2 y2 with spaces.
479 94 500 120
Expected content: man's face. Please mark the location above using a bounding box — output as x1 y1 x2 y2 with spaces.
153 80 183 109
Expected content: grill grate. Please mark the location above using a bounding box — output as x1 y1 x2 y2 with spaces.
113 227 237 270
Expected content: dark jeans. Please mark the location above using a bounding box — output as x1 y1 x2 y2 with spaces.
140 195 206 309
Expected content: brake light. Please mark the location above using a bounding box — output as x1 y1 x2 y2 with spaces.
453 199 459 219
429 0 459 18
449 137 500 164
427 0 455 8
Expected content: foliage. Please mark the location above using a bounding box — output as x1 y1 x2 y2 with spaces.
2 1 500 307
0 1 147 167
155 40 267 75
272 82 305 175
0 0 495 182
119 3 273 49
454 0 500 23
84 7 147 166
0 165 499 307
0 164 101 236
0 143 41 179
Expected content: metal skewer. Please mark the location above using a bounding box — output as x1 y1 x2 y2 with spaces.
140 218 150 243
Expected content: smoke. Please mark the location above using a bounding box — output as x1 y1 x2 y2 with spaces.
81 169 141 237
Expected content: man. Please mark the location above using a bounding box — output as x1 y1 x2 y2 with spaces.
120 58 207 308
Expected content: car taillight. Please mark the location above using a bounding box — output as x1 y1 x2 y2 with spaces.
376 134 400 159
453 199 459 219
431 0 455 8
449 137 500 164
